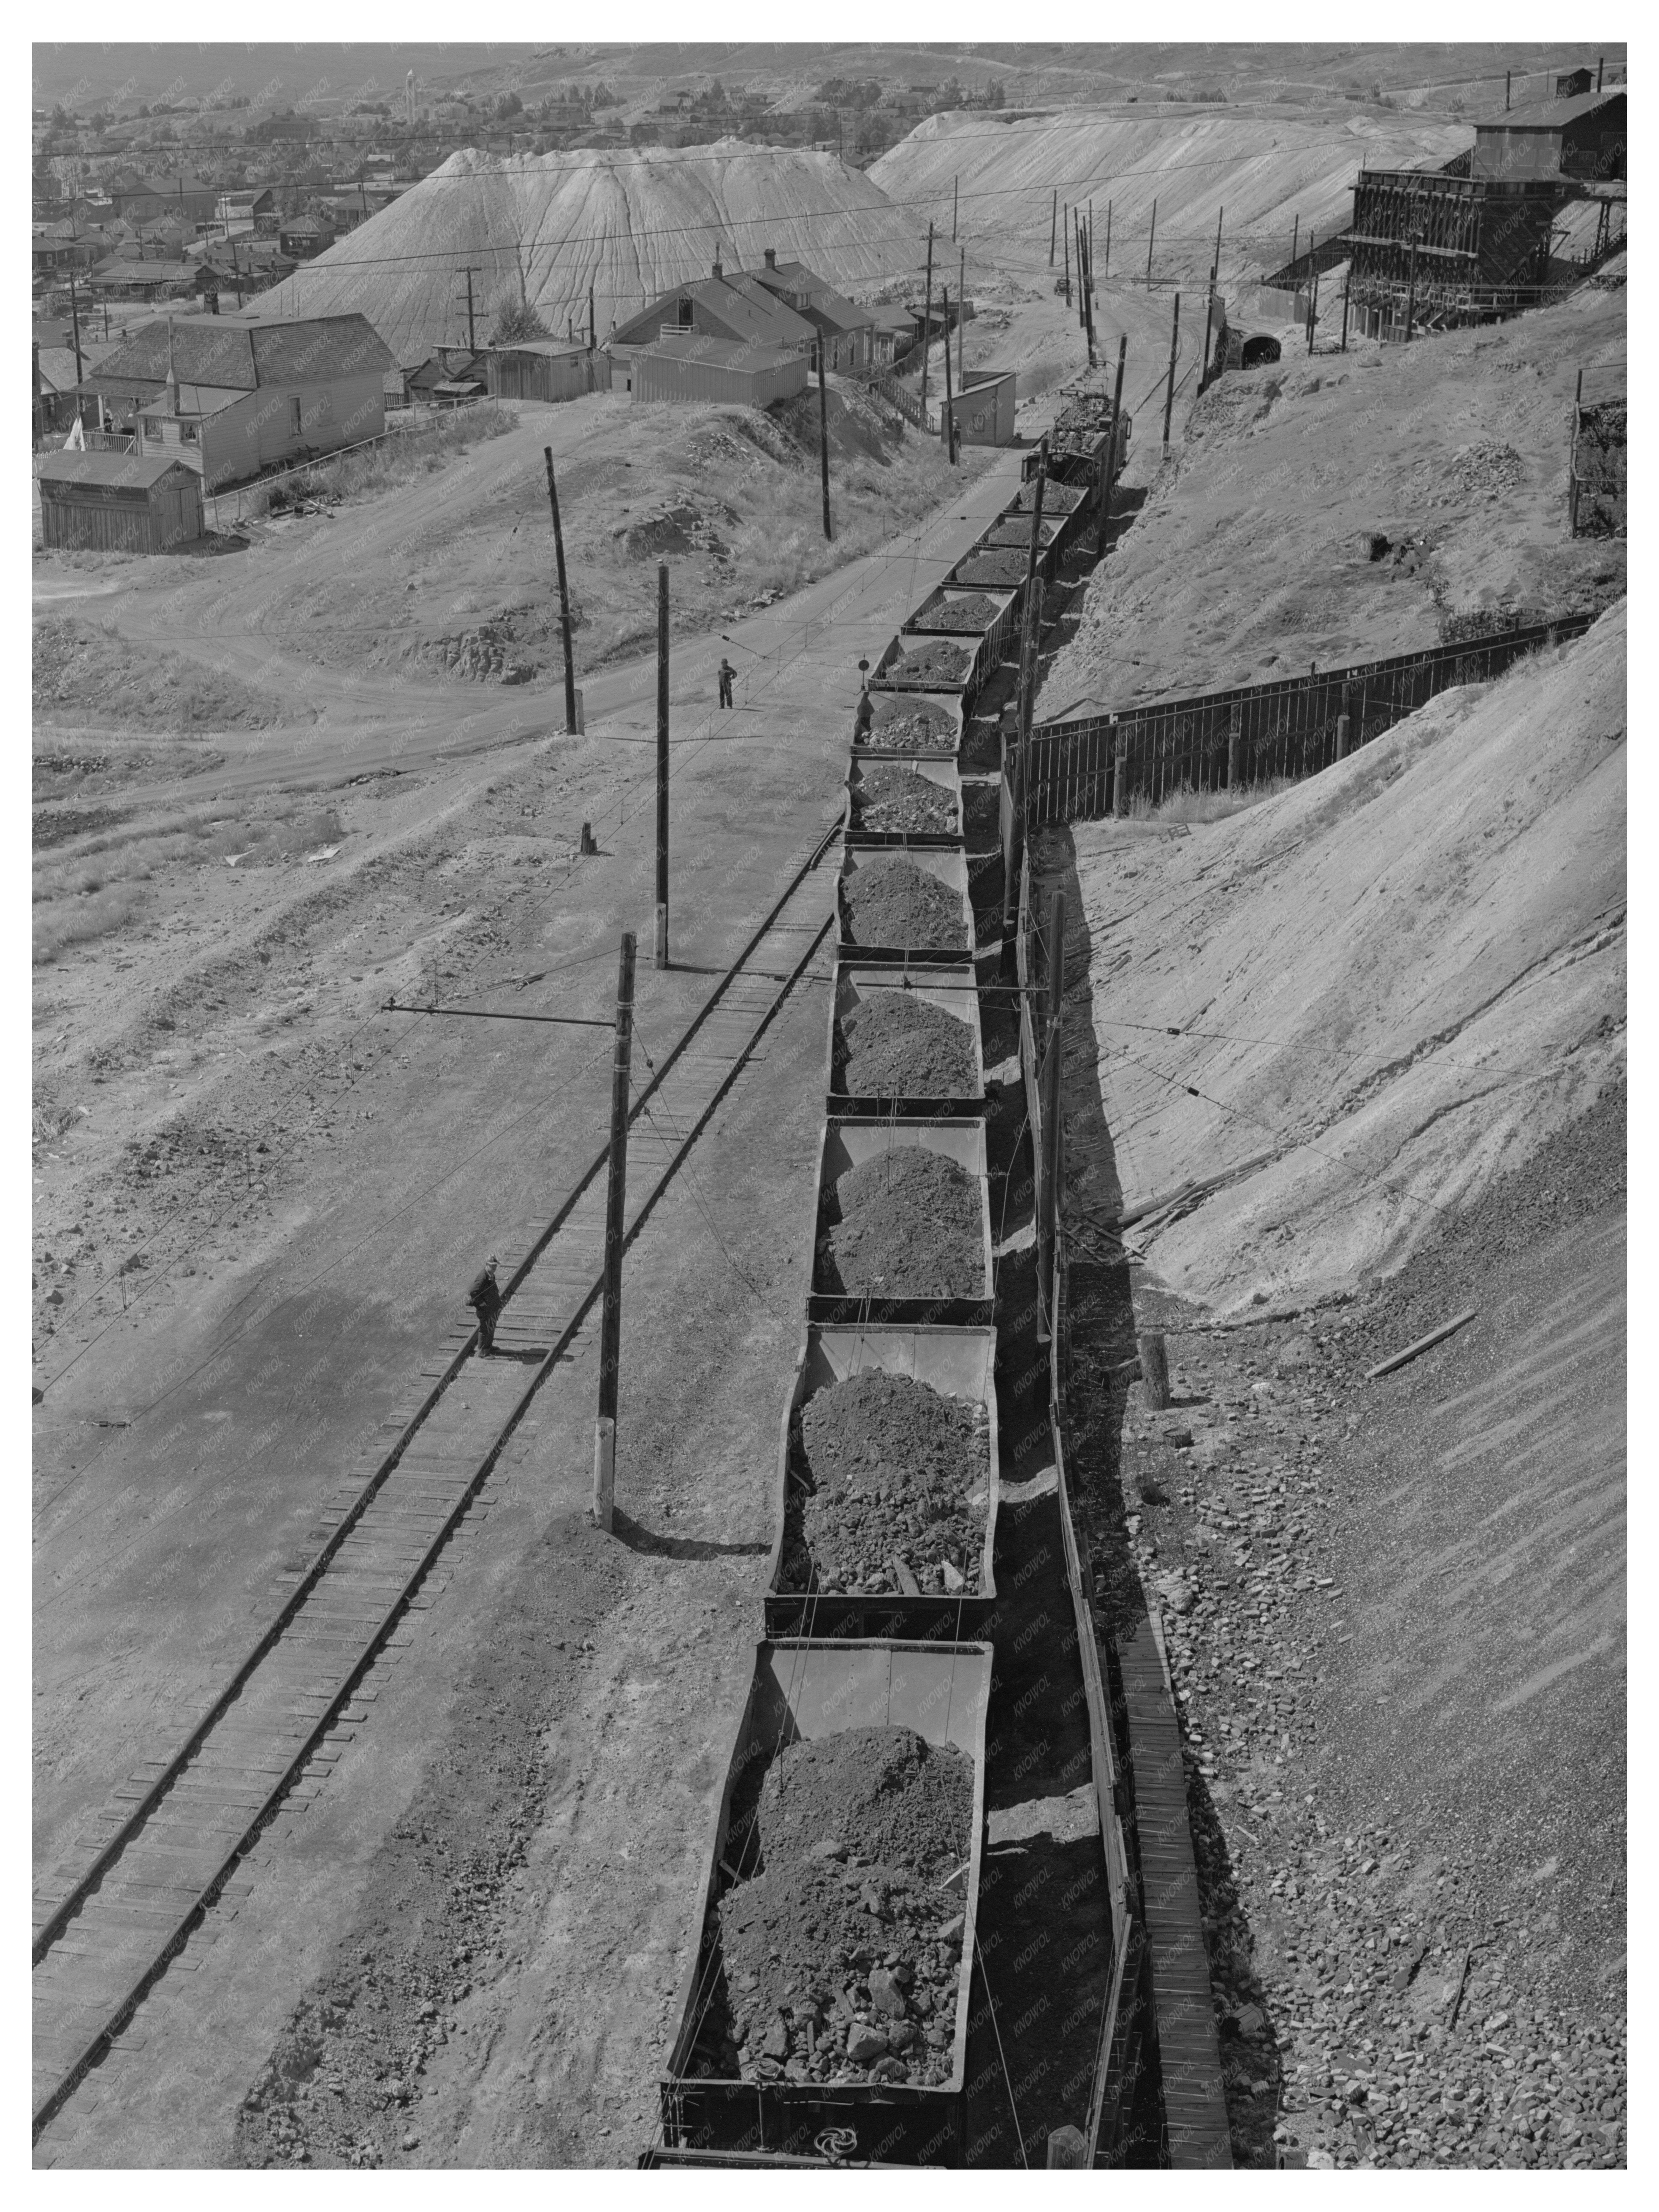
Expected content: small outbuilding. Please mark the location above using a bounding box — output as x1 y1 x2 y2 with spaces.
943 367 1017 447
37 450 203 553
484 340 611 404
628 331 807 408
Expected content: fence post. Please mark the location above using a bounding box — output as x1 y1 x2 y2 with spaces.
1335 713 1351 761
1227 702 1241 790
1112 720 1127 817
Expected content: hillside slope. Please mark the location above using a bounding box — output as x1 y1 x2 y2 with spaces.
246 143 920 364
1040 280 1627 715
872 107 1469 279
1052 602 1625 1315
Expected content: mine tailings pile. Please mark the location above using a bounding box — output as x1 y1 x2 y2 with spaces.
651 413 1155 2170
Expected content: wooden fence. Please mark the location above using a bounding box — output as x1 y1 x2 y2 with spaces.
1021 614 1596 825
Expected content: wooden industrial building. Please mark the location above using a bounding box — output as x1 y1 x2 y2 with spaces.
1470 86 1626 185
36 451 202 553
1343 169 1561 337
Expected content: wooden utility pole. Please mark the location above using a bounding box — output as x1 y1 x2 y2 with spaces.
952 174 958 241
1146 197 1157 284
1162 292 1180 457
920 221 935 426
594 929 636 1532
1340 265 1351 351
459 264 479 351
655 566 669 968
958 244 966 390
1291 213 1299 271
1062 206 1071 305
1200 258 1217 390
818 346 834 530
1213 203 1224 284
1002 437 1048 972
1505 69 1511 111
1049 188 1057 266
588 284 596 350
1037 887 1065 1335
1103 200 1111 278
1076 213 1087 329
1405 236 1418 343
67 271 83 389
1307 234 1320 353
1138 1329 1171 1409
543 448 579 736
941 286 956 462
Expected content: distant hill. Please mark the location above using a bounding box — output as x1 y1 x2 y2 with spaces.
241 142 924 364
872 107 1472 280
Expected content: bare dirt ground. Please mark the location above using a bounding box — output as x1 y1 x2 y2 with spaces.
1066 1081 1625 2169
1040 279 1627 715
32 386 1028 2164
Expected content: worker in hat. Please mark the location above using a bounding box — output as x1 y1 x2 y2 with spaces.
717 657 736 710
467 1255 502 1354
852 681 874 744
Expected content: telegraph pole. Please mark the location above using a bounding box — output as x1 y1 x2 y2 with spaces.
1049 188 1057 266
1001 436 1047 978
957 244 966 390
1405 236 1418 343
1062 207 1071 305
952 173 958 241
655 564 670 968
1103 200 1111 279
1037 887 1065 1338
588 284 596 351
543 447 579 735
1162 292 1180 457
941 285 956 463
920 221 935 426
1101 332 1127 557
1146 197 1157 284
458 265 479 351
818 345 834 531
67 271 84 389
593 929 636 1533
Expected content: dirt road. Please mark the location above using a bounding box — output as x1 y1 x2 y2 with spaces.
33 434 1027 2165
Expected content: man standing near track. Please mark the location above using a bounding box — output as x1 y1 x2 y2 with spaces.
717 656 736 709
467 1255 502 1354
853 682 874 743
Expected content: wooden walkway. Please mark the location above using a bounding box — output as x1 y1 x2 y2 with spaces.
1113 1602 1232 2168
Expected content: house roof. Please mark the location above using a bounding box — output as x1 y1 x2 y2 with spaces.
36 450 196 490
486 338 589 359
90 259 197 285
752 258 874 335
280 215 333 236
639 331 799 372
36 343 118 393
613 271 815 352
1479 85 1626 129
82 312 397 392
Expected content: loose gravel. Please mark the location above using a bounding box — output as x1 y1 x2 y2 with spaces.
875 638 974 689
838 991 978 1099
781 1369 990 1597
952 550 1031 591
911 592 1003 635
710 1727 974 2089
841 855 967 953
860 700 957 753
818 1146 984 1301
849 762 958 836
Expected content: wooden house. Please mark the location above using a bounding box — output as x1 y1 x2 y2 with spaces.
1471 87 1626 184
749 248 876 371
37 451 202 552
483 340 610 404
628 331 807 408
78 311 396 492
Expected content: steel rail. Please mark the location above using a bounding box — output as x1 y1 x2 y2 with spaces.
33 889 836 2143
31 819 842 2138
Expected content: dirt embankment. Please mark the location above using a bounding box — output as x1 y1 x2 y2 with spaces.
1067 1079 1625 2169
1056 602 1625 1311
34 615 301 733
1041 282 1626 716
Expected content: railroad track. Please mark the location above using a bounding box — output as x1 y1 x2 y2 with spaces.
31 814 842 2144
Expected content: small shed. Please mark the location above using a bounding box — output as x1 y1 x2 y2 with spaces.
37 451 202 552
484 341 609 404
944 368 1017 448
630 332 807 408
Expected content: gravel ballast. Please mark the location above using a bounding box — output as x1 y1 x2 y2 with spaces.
910 592 1002 635
841 854 967 952
819 1148 983 1301
712 1727 975 2089
839 991 977 1099
782 1370 990 1597
849 762 958 837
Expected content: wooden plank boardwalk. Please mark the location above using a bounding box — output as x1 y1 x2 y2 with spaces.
1114 1601 1232 2168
